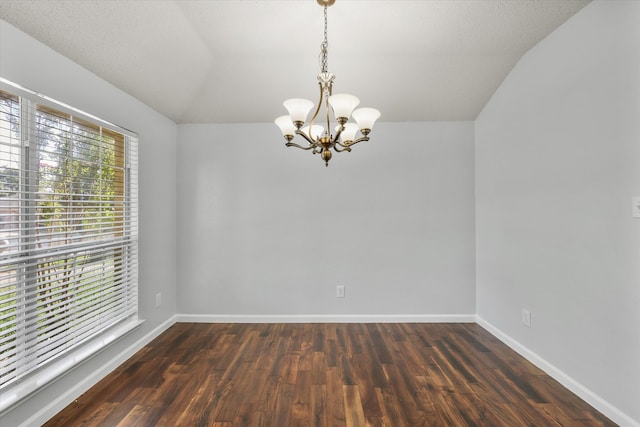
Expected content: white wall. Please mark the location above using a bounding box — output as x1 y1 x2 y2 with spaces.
0 19 178 426
475 1 640 425
177 122 476 320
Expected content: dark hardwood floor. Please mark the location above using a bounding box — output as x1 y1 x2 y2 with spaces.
45 323 615 426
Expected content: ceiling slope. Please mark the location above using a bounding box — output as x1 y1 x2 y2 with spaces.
0 0 590 123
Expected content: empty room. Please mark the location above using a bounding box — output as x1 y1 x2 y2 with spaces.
0 0 638 426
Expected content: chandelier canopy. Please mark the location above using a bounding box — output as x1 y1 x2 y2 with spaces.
275 0 381 167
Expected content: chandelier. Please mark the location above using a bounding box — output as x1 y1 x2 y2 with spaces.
274 0 381 167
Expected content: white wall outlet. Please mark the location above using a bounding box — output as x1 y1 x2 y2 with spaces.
632 196 640 218
336 285 345 298
155 292 162 308
522 309 531 328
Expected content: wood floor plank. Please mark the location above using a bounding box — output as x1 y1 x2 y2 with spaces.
44 323 616 427
375 386 409 427
272 383 295 426
114 404 151 427
326 366 348 427
311 351 328 385
252 375 279 423
290 369 312 426
382 362 423 425
343 385 367 427
310 384 328 427
350 354 383 417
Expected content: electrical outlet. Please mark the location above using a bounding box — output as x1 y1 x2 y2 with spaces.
336 285 345 298
522 309 531 328
155 293 162 308
633 196 640 218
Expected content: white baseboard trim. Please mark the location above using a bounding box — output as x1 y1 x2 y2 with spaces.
476 316 639 427
176 313 476 323
22 315 178 427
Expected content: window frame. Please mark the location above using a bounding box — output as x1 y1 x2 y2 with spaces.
0 78 140 413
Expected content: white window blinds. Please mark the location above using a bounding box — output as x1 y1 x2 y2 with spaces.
0 81 138 411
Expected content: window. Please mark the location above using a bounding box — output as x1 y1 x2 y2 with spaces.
0 80 138 411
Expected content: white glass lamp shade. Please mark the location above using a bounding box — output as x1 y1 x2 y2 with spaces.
301 125 325 140
328 94 360 121
283 98 314 125
352 108 381 131
339 123 359 143
275 115 296 138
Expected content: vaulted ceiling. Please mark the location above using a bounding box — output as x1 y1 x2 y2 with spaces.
0 0 590 123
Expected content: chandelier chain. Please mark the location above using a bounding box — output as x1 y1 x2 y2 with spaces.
320 6 329 74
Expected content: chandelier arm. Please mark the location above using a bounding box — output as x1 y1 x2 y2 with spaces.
295 129 319 146
307 82 324 130
332 125 344 145
333 144 352 153
285 141 317 151
342 136 370 148
325 93 331 135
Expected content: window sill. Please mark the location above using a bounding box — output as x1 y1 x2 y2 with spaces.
0 318 144 414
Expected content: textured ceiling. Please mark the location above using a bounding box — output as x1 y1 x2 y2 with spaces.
0 0 590 123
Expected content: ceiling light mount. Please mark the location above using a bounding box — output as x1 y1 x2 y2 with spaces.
275 0 380 167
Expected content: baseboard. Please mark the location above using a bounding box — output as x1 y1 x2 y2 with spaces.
21 315 178 427
176 313 476 323
476 316 639 427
